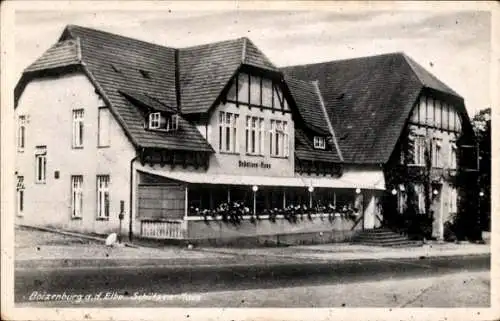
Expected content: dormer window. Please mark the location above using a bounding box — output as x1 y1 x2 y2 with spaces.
149 112 161 129
148 112 179 132
314 136 326 149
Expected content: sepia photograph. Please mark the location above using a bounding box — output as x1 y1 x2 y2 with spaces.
1 1 497 320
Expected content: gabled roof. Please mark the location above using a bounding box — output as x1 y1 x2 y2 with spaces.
25 38 82 73
282 52 464 164
178 37 278 114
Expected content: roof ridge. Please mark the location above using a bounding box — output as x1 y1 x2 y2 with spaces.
312 80 344 162
401 53 460 97
64 24 176 50
282 52 405 70
180 36 246 51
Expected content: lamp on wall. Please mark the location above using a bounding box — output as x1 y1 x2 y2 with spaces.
433 189 439 196
391 189 397 195
355 188 361 194
479 191 485 197
308 185 314 208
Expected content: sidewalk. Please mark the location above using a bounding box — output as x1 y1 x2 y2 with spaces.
14 225 490 269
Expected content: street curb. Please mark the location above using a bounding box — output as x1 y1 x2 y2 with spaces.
17 224 139 248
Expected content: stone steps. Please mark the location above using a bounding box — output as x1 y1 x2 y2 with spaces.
351 228 423 247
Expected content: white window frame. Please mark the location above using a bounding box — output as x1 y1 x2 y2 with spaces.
35 147 47 184
149 112 161 129
71 175 83 218
413 135 426 166
98 107 111 147
432 138 442 168
166 114 179 132
17 176 25 216
219 111 239 153
72 109 84 148
270 119 289 157
246 116 264 155
18 115 26 152
449 141 457 169
313 136 326 150
96 175 110 219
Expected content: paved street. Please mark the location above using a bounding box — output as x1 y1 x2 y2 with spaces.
14 226 491 307
15 254 489 306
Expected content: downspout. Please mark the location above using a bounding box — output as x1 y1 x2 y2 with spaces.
128 152 141 241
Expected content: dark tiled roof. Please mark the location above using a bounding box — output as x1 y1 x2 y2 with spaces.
120 90 177 113
285 76 330 134
25 38 81 72
178 37 278 114
283 53 463 164
295 128 342 163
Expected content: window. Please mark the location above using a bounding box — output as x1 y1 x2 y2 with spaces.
35 146 47 184
98 107 110 147
72 109 84 148
246 116 264 155
413 135 426 165
219 112 239 153
449 186 458 214
96 175 110 219
17 176 24 216
432 139 442 168
314 136 326 149
449 141 457 169
18 115 26 152
165 114 179 132
71 176 83 218
415 184 426 214
270 119 289 157
149 112 161 129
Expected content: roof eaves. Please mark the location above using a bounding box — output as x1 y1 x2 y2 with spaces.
312 80 344 162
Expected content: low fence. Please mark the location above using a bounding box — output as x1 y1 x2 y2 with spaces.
140 219 186 239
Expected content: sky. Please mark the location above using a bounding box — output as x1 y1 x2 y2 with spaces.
14 9 491 116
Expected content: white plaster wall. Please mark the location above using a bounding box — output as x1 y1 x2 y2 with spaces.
15 72 136 236
204 101 295 177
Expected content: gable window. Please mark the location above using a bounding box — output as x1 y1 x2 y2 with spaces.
96 175 110 219
219 111 239 153
149 112 161 129
16 176 25 216
270 119 289 157
72 109 84 148
98 107 110 147
413 135 426 166
18 115 26 152
313 136 326 149
35 146 47 184
246 116 264 155
449 141 457 169
432 139 442 168
71 175 83 218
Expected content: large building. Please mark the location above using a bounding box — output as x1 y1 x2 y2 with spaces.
14 25 478 245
